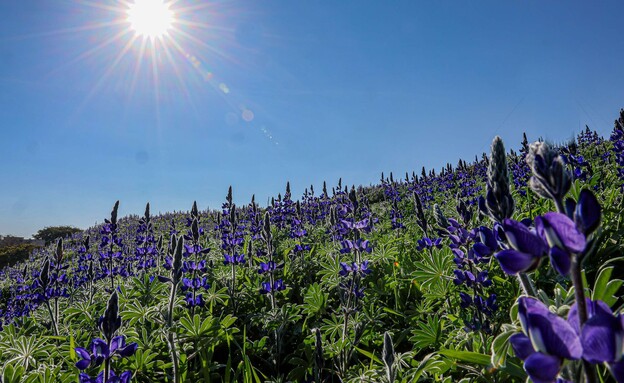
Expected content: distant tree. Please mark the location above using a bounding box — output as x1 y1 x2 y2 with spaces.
33 226 82 245
0 243 40 269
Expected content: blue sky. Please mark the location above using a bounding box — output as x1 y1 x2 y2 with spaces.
1 0 623 237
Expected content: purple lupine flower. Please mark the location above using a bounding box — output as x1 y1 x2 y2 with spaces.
182 260 208 273
416 237 443 251
339 261 371 277
162 256 173 272
258 261 283 274
567 299 624 382
535 213 586 276
223 253 245 265
260 281 272 294
459 292 472 309
181 277 210 292
472 226 498 258
571 189 601 236
509 297 582 383
293 243 311 253
184 293 205 308
75 338 108 370
260 279 286 294
340 239 372 254
494 219 548 275
76 292 137 383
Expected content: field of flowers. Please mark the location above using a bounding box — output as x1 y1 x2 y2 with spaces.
1 109 623 383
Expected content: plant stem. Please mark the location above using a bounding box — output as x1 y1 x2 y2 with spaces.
167 282 181 383
230 263 236 314
168 332 181 383
570 254 596 383
45 300 58 336
517 273 537 297
54 297 59 331
104 357 111 383
554 197 566 215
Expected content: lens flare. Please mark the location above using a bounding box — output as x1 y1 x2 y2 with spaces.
127 0 174 39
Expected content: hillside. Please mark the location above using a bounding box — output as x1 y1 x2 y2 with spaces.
0 110 623 382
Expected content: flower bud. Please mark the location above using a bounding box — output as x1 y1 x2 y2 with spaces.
481 136 514 222
526 141 571 202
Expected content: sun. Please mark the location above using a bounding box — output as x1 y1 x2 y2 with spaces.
127 0 174 39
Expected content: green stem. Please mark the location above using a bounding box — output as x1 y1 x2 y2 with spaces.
517 273 537 297
168 332 180 383
167 282 181 383
230 263 236 314
570 254 596 383
45 301 58 336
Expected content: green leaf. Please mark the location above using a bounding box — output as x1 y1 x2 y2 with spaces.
411 248 453 298
409 315 443 350
302 283 328 317
69 334 76 362
438 349 490 365
491 329 515 368
592 266 623 307
2 364 24 383
355 346 382 365
438 349 526 379
382 307 404 318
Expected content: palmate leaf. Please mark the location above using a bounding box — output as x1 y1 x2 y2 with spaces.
409 315 444 350
203 285 230 311
411 247 453 298
128 273 167 304
403 353 452 382
370 239 400 263
320 313 344 341
0 336 53 371
126 348 160 378
178 313 221 356
23 365 74 383
302 282 328 317
1 364 25 383
120 300 158 326
317 253 343 288
62 300 95 324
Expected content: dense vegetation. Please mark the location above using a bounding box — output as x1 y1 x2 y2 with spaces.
33 226 83 246
0 109 623 383
0 244 41 271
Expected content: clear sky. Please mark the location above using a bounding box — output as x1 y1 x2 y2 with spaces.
1 0 623 237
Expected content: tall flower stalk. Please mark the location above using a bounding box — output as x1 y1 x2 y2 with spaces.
259 212 284 310
75 291 138 383
479 137 537 297
334 187 372 379
158 235 184 383
100 201 122 292
36 238 69 336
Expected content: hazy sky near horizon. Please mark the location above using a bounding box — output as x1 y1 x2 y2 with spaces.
1 0 623 237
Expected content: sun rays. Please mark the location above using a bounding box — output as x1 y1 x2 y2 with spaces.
48 0 231 125
9 0 277 144
127 0 174 39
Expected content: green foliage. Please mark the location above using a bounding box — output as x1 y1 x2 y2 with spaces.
411 247 453 299
0 123 623 382
33 226 82 245
591 266 623 307
0 243 39 269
